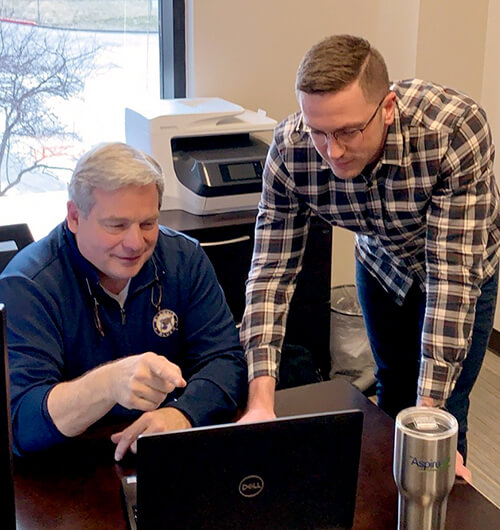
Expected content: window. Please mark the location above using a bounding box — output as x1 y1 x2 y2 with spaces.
0 1 166 237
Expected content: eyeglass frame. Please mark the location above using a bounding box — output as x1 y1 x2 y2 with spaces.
304 93 388 147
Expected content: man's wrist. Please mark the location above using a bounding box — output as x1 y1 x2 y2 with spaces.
161 406 193 430
247 376 276 413
416 395 446 409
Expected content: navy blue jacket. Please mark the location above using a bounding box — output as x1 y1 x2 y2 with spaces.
0 222 247 455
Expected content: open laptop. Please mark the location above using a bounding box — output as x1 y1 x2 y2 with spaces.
0 304 16 528
121 409 363 530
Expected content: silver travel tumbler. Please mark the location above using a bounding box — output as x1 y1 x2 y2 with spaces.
393 406 458 530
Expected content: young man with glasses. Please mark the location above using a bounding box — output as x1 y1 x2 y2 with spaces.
240 34 500 481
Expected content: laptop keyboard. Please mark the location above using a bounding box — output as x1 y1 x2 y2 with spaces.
121 475 138 530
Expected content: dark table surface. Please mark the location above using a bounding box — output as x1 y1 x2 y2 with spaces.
14 379 500 529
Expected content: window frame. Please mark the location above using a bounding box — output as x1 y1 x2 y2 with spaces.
159 0 186 99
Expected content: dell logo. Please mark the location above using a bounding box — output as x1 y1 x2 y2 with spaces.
238 475 264 498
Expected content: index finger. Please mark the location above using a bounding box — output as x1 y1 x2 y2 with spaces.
112 419 146 461
149 355 186 388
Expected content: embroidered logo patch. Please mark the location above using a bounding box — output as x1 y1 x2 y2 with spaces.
152 309 178 337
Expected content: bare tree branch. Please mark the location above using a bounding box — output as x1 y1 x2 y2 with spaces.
0 20 101 194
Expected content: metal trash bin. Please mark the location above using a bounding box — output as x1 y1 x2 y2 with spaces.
329 284 376 392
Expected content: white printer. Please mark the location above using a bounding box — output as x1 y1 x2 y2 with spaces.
125 98 277 214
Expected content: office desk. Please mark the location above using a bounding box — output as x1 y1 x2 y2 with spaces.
275 380 500 529
14 379 500 529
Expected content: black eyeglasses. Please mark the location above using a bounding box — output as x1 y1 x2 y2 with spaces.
306 94 387 147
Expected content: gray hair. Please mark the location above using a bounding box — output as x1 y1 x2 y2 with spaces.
68 142 165 217
296 34 389 102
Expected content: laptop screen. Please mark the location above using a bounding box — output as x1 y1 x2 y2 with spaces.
0 304 16 528
126 409 363 530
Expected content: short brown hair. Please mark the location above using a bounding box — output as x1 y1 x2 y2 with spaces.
296 34 389 102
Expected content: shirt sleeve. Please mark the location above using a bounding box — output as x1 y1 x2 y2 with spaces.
168 243 248 426
0 275 68 455
239 135 311 382
421 102 497 403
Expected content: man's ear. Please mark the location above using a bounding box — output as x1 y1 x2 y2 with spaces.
66 200 80 234
383 91 396 126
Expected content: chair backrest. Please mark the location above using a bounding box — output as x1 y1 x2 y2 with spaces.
0 224 34 273
0 304 16 528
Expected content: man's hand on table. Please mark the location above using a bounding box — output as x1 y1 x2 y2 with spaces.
237 375 276 423
111 407 192 461
109 352 191 460
416 395 472 483
238 406 276 423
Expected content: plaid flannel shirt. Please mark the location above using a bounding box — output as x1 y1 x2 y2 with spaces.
240 79 500 403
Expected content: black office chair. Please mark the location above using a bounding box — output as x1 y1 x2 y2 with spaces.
0 304 16 528
0 223 34 273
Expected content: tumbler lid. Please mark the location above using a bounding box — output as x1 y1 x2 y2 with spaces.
395 407 458 439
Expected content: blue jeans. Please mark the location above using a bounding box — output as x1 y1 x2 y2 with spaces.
355 259 499 461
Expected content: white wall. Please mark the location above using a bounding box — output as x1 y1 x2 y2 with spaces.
416 0 489 102
186 0 420 120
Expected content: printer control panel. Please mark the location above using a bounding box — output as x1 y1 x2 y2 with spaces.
219 160 263 183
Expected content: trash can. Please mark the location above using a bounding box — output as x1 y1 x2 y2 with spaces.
329 284 376 392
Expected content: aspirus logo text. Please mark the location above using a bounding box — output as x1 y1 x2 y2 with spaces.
238 475 264 497
410 456 451 471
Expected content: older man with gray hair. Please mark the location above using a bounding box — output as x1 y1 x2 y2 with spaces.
0 142 247 460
